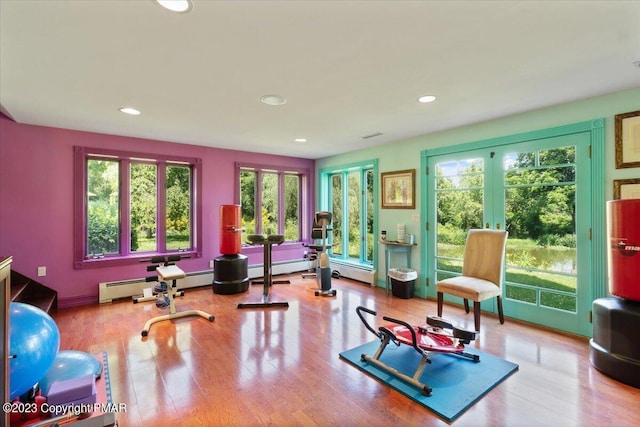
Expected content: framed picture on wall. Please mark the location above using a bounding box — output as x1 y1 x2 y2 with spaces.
381 169 415 209
615 110 640 168
613 178 640 200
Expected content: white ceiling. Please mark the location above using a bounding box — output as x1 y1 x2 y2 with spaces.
1 1 639 160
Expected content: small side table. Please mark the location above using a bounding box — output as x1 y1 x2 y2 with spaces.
380 240 417 295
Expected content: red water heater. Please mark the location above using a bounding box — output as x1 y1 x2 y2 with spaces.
607 199 640 302
220 205 242 255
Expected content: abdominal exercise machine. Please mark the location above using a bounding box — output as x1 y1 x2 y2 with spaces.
137 255 215 337
356 306 479 396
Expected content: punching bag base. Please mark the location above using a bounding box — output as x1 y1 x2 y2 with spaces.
212 254 249 295
212 279 249 295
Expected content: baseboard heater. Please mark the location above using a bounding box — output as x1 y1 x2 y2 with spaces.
248 259 311 280
329 261 377 286
99 259 311 303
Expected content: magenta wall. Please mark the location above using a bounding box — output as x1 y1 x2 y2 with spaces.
0 115 315 307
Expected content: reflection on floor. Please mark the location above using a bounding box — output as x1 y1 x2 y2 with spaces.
52 274 640 426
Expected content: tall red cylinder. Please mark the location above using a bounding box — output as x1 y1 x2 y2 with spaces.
220 205 242 255
607 199 640 301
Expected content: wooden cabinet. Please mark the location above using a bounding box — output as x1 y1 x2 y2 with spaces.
1 255 12 427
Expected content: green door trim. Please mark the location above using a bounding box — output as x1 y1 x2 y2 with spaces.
420 119 605 336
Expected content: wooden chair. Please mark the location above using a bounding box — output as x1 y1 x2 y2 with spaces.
437 229 508 331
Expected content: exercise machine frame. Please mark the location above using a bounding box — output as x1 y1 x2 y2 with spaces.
302 211 336 297
238 235 289 309
138 255 215 336
355 306 479 396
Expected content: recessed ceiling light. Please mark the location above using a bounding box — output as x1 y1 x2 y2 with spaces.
294 138 307 143
119 107 141 115
418 95 437 103
261 94 287 106
154 0 192 13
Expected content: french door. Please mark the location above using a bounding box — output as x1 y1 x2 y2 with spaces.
426 132 593 335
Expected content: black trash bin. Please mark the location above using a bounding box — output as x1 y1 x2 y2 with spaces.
388 268 417 299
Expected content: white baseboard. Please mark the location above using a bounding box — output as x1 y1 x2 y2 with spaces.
99 259 311 303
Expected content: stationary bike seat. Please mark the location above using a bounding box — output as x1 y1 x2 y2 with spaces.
267 234 285 245
246 234 266 245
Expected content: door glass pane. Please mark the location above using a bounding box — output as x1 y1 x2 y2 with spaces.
87 159 120 256
166 165 191 251
434 158 484 281
348 171 361 259
130 163 157 252
240 170 256 242
284 174 300 241
331 174 343 256
261 172 278 235
503 146 577 312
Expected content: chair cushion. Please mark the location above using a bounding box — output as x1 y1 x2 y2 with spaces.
437 276 502 301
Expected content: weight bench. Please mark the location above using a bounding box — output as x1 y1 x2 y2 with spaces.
140 256 215 336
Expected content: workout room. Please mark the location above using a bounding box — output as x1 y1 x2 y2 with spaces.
1 1 640 426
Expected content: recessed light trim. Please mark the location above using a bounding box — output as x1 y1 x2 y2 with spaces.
261 94 287 106
119 107 141 115
154 0 193 13
418 95 437 103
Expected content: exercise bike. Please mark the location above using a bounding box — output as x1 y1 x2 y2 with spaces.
355 306 479 396
302 211 337 297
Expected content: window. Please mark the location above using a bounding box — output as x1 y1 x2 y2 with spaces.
319 160 377 266
236 163 307 243
74 146 202 268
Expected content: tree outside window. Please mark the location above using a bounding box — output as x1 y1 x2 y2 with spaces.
237 164 306 242
321 160 377 266
87 159 120 255
75 147 201 268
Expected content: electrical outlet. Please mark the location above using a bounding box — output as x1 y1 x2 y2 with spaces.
38 266 46 277
209 260 214 268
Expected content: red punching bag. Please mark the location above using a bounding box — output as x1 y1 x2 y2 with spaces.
607 199 640 302
220 205 242 255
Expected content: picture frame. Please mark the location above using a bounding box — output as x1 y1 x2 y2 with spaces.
381 169 415 209
613 178 640 200
615 110 640 169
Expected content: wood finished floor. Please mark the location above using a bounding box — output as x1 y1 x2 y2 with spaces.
52 274 640 427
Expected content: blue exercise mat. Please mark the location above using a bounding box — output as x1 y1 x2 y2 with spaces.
339 340 518 422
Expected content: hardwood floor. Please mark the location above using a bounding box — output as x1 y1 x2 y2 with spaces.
51 274 640 426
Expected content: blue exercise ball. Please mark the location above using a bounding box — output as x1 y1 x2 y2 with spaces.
39 350 103 396
9 302 60 400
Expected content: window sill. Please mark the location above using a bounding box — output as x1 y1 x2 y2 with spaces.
74 250 201 269
328 257 375 271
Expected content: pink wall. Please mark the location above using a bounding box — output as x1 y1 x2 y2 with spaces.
0 115 315 307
